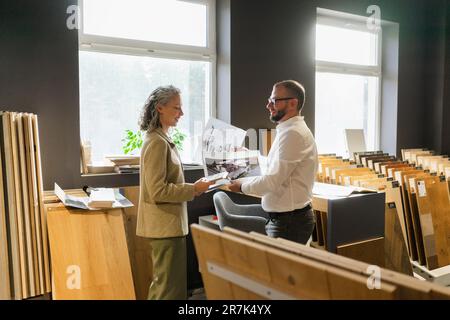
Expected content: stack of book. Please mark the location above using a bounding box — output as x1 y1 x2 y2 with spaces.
87 188 116 209
114 165 140 174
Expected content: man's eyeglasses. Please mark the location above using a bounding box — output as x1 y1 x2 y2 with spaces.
267 97 296 105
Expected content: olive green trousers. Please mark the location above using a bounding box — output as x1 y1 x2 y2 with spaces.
147 236 187 300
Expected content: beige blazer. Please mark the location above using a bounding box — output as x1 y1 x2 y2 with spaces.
136 128 195 238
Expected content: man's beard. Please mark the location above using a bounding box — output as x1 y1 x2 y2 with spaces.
270 109 286 123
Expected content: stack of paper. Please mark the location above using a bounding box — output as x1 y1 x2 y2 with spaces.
88 188 116 208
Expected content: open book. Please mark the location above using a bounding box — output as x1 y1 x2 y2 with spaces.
201 118 263 191
54 183 134 210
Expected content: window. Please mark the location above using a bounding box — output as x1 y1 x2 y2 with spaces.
315 9 382 158
79 0 215 166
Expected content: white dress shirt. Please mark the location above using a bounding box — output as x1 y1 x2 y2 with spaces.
241 116 318 212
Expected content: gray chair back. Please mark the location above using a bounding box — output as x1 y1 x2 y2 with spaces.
213 192 268 234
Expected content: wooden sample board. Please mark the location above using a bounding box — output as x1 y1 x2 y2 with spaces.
32 115 51 293
404 172 430 265
414 176 450 270
192 224 396 300
250 228 450 299
0 134 11 299
337 237 385 267
384 185 413 276
9 113 28 298
0 111 50 299
1 112 22 299
46 203 135 300
195 224 450 299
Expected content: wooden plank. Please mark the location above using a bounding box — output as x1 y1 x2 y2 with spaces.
221 232 272 299
358 177 391 191
374 160 400 174
327 266 397 300
401 148 425 162
16 114 36 297
24 114 44 295
265 246 331 299
328 165 358 183
334 168 372 185
410 151 433 166
384 186 413 276
337 237 385 267
414 176 450 269
46 206 135 299
394 169 423 260
381 163 410 177
0 123 11 300
22 114 40 295
360 153 389 168
404 172 430 265
191 224 234 299
220 227 398 299
31 114 51 293
1 112 22 299
9 113 29 298
366 156 396 171
230 227 449 299
348 174 379 186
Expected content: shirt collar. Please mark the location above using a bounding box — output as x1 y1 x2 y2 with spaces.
276 115 304 130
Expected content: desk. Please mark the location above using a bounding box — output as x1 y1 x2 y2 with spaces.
218 185 386 266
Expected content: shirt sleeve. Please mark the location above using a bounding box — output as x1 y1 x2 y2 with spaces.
143 138 195 203
241 129 306 197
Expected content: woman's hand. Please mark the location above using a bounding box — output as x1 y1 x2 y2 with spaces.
194 178 214 196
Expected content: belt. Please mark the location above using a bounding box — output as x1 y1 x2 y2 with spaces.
267 204 312 219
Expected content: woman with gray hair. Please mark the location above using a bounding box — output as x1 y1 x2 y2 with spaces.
136 85 213 300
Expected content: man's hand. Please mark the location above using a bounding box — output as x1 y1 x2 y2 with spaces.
228 180 242 193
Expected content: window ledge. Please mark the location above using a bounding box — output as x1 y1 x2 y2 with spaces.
81 164 203 177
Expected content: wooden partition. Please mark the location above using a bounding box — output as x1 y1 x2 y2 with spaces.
192 224 450 300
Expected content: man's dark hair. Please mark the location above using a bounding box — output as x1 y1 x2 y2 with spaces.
275 80 306 111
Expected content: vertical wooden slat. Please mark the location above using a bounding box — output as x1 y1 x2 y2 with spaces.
32 114 51 293
415 176 450 269
9 113 29 298
1 111 22 299
22 114 40 294
384 186 413 275
16 114 36 297
191 225 234 299
404 172 429 265
25 114 44 294
0 116 11 299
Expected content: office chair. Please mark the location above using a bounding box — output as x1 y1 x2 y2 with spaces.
213 191 268 234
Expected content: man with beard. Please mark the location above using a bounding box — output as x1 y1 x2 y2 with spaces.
228 80 318 244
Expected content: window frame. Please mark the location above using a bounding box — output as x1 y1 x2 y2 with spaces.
78 0 217 125
315 8 383 150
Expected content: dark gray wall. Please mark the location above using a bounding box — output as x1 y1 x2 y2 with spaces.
423 0 447 154
218 0 446 157
1 0 450 191
0 0 139 190
443 5 450 154
229 0 317 132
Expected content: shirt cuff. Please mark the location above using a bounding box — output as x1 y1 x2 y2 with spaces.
240 182 248 195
